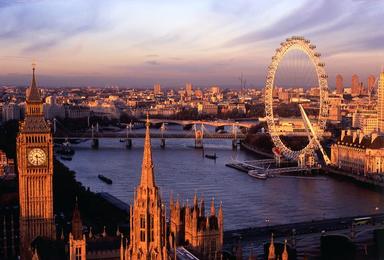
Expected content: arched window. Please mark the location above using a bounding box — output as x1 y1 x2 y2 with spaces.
140 215 145 242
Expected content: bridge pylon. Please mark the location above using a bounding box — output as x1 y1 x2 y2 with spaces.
91 124 99 149
126 123 132 149
160 123 166 149
231 123 238 150
53 118 57 134
194 124 204 149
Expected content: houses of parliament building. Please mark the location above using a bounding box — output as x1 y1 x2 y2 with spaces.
14 67 224 259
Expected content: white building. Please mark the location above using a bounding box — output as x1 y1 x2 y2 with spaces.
197 103 218 115
352 109 378 134
2 103 20 122
44 96 65 119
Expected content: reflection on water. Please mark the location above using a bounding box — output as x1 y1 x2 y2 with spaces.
61 137 384 230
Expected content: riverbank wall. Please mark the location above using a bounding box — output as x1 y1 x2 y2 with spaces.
240 141 274 158
324 166 384 190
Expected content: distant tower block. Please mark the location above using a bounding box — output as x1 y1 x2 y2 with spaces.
378 71 384 132
351 74 360 95
368 75 376 94
185 83 193 96
154 83 161 95
336 74 343 94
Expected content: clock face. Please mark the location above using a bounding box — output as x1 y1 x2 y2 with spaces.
28 148 47 166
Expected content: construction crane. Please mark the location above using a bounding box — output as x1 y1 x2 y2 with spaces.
238 73 247 90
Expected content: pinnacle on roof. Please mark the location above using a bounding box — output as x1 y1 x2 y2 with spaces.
26 64 42 103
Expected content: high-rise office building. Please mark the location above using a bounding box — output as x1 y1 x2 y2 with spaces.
351 74 361 95
154 83 161 95
185 83 193 96
336 74 343 94
378 71 384 132
368 75 376 94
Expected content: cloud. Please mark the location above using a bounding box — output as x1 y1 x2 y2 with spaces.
326 34 384 57
0 0 112 53
0 0 383 86
145 60 160 66
146 54 159 58
226 0 345 46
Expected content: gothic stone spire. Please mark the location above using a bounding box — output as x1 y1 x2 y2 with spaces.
140 114 156 188
282 240 288 260
71 198 83 240
268 233 275 260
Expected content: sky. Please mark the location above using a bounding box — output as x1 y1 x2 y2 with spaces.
0 0 383 88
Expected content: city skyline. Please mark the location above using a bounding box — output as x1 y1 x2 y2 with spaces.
3 1 384 259
0 0 383 87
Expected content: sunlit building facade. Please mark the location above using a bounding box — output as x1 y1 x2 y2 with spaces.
331 130 384 175
352 109 378 134
336 74 344 94
367 74 376 94
169 194 223 259
351 74 361 96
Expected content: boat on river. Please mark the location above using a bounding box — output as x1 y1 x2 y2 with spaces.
60 154 73 161
98 174 112 185
57 140 75 155
248 169 267 180
205 153 217 160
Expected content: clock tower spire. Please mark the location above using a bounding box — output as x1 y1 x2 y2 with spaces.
17 66 55 259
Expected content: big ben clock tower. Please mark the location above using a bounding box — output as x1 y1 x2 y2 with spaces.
17 65 55 259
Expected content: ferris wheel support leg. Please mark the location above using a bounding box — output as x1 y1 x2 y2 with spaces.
298 104 331 165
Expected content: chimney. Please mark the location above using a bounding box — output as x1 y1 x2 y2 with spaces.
352 131 358 143
371 132 378 143
341 130 346 140
359 132 364 144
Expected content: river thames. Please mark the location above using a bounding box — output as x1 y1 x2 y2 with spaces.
60 128 384 231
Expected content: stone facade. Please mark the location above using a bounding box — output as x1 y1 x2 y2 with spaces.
331 130 384 175
169 193 223 259
69 200 87 260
